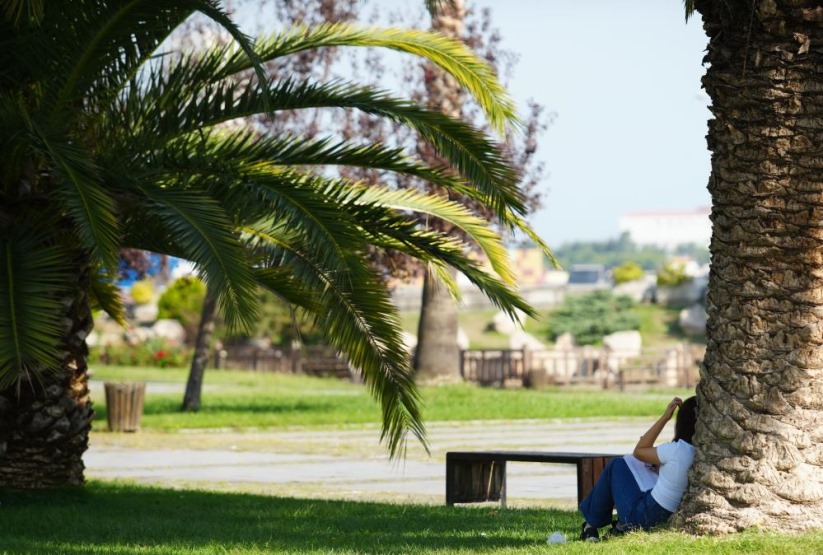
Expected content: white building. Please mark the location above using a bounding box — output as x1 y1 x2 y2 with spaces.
619 207 711 249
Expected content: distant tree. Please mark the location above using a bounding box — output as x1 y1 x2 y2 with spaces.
552 232 668 271
157 277 207 346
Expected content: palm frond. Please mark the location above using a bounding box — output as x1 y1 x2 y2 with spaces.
0 224 74 388
119 78 525 220
2 0 44 26
246 226 426 458
32 124 121 269
352 185 517 285
220 23 518 134
138 187 259 331
684 0 696 22
89 266 127 327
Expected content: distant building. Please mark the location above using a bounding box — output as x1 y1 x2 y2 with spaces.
618 207 711 249
510 246 546 286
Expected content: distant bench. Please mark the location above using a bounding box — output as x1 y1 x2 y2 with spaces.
446 451 619 508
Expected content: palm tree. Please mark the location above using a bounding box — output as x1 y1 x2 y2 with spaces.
0 1 548 488
673 0 823 533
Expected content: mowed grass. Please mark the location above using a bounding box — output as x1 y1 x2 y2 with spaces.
1 482 822 554
90 365 693 430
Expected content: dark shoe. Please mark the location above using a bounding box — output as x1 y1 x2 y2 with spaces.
604 520 632 538
580 522 599 542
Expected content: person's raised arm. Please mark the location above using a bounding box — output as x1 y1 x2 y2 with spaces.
633 397 681 465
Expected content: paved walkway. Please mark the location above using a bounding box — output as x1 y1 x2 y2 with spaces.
85 416 663 508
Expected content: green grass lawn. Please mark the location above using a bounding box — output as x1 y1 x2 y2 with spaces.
1 482 821 554
90 365 693 430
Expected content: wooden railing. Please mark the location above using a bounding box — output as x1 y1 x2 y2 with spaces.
212 344 351 379
212 342 702 390
460 343 702 389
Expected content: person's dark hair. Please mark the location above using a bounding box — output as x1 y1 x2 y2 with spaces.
674 396 698 444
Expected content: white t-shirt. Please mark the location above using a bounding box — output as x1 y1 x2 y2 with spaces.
650 440 695 512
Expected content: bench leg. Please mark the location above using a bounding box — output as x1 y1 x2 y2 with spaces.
577 456 614 505
446 459 506 505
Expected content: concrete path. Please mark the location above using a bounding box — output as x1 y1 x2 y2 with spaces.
85 418 665 508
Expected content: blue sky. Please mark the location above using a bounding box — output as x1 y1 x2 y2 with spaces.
475 0 713 246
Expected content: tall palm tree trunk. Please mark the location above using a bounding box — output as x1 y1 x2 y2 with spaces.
413 0 466 384
674 0 823 534
0 267 94 488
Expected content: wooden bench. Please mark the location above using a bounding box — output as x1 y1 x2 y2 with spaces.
446 451 618 508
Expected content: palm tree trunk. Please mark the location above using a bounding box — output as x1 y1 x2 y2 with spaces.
414 266 461 382
413 0 466 384
182 286 218 412
674 0 823 534
0 268 94 488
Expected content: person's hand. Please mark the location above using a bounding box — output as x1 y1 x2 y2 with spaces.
663 397 682 420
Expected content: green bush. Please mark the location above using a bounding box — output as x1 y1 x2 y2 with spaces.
612 261 644 284
546 290 640 345
657 262 692 287
157 277 206 344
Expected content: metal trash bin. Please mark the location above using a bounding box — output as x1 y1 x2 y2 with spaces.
103 381 146 432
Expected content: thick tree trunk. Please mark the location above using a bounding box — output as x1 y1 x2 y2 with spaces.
182 286 218 412
413 0 466 383
674 0 823 534
414 266 461 383
0 268 94 488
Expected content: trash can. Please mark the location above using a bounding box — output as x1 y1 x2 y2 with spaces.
103 381 146 432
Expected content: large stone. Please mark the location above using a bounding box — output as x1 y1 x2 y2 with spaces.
509 330 545 350
603 330 642 372
603 330 642 357
152 319 186 345
679 303 708 334
491 309 527 335
133 302 159 325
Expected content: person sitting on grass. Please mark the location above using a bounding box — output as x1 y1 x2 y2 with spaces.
578 396 698 541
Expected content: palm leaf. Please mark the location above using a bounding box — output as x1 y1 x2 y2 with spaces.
32 123 121 269
220 23 518 133
0 224 74 388
137 187 259 331
246 225 426 458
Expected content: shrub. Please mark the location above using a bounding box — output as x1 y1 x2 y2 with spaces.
157 277 206 344
89 338 191 368
546 290 640 345
612 261 644 285
130 279 155 305
657 261 692 287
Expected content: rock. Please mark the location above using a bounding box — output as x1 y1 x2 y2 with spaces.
152 319 186 345
509 330 546 350
554 332 576 350
679 303 707 334
457 328 469 350
491 309 527 335
133 302 159 325
603 330 642 358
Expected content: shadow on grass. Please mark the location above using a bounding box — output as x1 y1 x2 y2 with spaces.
0 482 573 554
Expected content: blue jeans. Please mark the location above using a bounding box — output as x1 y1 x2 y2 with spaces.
579 458 672 530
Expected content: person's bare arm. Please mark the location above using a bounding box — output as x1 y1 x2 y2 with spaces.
633 397 681 465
